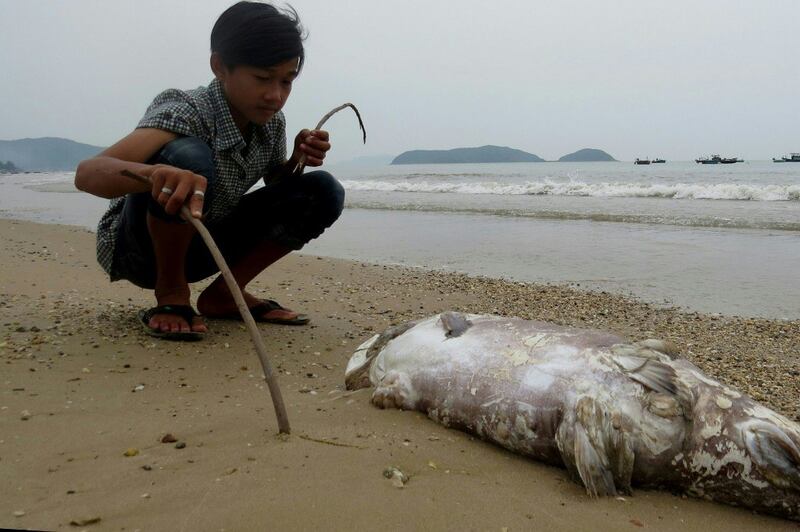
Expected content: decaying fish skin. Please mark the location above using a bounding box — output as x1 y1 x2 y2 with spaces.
345 312 800 521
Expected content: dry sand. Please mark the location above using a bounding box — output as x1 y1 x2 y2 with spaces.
1 218 798 531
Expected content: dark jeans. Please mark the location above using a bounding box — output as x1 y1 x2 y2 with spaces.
112 136 345 289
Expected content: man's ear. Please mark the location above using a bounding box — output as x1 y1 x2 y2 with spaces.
210 53 227 80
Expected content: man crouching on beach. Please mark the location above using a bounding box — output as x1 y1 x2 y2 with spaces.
75 2 344 341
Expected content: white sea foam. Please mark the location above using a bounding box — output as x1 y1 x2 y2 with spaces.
3 171 75 185
340 179 800 201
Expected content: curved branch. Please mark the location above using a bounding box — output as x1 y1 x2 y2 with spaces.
121 169 291 434
292 103 366 175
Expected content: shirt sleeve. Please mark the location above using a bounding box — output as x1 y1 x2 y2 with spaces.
270 110 288 166
136 89 208 139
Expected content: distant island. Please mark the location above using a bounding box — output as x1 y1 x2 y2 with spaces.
391 145 544 165
0 137 619 170
389 145 618 164
0 137 105 172
0 160 22 174
558 148 616 162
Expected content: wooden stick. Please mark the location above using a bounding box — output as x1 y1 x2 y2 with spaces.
120 169 291 434
292 103 366 175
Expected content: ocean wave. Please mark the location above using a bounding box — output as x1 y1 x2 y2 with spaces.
5 171 75 185
340 179 800 201
24 182 79 193
345 201 800 232
399 172 527 179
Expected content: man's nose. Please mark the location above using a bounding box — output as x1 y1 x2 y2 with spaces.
263 81 282 103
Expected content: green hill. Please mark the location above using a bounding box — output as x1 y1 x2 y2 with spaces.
557 148 616 162
391 145 544 165
0 137 105 172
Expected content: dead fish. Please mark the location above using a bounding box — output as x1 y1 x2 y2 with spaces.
345 312 800 521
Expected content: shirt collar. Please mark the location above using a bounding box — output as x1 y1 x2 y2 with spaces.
209 78 246 152
209 78 273 153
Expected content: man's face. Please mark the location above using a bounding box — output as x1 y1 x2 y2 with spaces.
216 56 299 130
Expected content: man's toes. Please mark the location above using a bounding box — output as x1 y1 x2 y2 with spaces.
271 310 297 320
149 316 191 333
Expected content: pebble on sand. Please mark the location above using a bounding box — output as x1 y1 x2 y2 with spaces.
383 466 409 488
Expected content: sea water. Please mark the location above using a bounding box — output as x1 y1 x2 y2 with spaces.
1 161 798 319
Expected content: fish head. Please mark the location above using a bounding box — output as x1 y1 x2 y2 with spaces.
683 389 800 519
727 413 800 519
739 415 800 493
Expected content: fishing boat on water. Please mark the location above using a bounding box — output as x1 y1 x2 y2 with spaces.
695 154 742 164
634 158 650 165
652 158 666 163
773 153 800 163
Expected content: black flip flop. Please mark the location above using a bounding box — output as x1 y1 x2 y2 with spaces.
213 299 310 326
138 304 205 341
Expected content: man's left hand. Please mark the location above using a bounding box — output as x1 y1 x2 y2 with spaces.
293 129 330 167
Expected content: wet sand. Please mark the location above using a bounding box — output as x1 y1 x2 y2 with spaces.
1 218 798 530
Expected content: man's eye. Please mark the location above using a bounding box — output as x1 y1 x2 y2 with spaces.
257 75 272 82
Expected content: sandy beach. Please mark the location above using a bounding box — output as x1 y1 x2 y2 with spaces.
1 217 799 531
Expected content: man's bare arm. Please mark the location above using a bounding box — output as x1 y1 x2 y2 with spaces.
75 128 208 218
75 128 179 198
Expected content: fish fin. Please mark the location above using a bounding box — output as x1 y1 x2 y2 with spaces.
608 413 635 495
625 357 678 395
558 396 634 497
614 353 694 420
634 339 682 360
439 311 473 338
574 424 616 497
743 420 800 491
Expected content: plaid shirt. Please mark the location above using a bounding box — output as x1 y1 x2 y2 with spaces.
95 78 287 278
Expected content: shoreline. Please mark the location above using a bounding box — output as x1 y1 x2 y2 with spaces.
3 167 800 320
1 217 798 530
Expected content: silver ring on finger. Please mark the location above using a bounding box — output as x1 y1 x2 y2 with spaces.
161 186 174 195
192 190 205 198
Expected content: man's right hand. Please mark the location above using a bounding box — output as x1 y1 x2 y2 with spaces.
145 164 207 218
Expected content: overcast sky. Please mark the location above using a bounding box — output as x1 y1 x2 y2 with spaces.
1 0 797 162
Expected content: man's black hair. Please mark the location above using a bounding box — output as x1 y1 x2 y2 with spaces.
211 1 305 71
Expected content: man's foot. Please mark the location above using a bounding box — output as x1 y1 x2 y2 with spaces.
146 292 207 335
197 288 307 325
139 305 207 341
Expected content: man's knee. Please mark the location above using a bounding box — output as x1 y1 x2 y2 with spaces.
151 136 215 180
302 170 345 221
147 137 215 222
